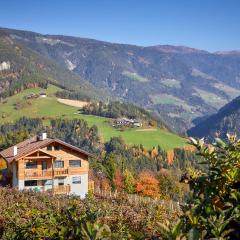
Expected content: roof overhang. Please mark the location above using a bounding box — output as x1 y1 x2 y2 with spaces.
15 149 57 161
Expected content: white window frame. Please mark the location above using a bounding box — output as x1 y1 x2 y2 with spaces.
72 176 81 184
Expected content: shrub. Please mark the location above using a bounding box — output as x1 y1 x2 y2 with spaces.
178 136 240 239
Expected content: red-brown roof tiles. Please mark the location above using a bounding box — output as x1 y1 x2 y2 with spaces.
0 136 94 163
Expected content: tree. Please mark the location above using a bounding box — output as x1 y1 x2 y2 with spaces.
123 169 135 194
113 169 124 192
166 150 174 165
158 170 183 200
135 171 160 198
103 153 117 190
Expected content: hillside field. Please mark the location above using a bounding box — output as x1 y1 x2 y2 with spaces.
0 85 187 150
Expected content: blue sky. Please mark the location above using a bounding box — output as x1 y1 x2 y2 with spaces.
0 0 239 51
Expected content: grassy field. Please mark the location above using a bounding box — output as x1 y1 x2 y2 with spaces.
213 83 240 99
150 94 193 112
122 71 149 82
0 86 187 150
193 88 227 108
161 79 181 88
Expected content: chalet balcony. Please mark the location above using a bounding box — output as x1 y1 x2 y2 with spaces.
24 170 52 179
52 185 71 194
54 168 68 176
24 168 69 179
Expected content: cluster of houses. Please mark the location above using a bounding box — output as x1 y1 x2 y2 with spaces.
112 118 142 128
25 92 47 100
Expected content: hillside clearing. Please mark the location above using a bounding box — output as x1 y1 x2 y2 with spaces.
122 71 149 82
57 98 89 108
193 88 227 108
0 86 187 150
136 128 157 131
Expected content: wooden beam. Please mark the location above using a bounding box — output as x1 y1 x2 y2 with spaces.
51 157 54 194
24 156 52 159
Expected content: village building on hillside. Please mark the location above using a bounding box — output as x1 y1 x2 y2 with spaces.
0 133 94 198
113 117 142 128
39 92 47 98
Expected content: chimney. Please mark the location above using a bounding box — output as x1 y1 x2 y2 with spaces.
13 146 18 156
38 132 47 141
41 132 47 140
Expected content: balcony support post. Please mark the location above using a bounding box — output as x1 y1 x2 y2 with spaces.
51 157 54 194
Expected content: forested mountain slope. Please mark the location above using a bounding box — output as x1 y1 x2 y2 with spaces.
188 95 240 141
2 27 240 132
0 31 101 99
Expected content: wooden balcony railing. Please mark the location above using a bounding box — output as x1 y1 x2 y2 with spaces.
54 168 68 176
52 185 71 194
24 170 52 179
24 168 69 179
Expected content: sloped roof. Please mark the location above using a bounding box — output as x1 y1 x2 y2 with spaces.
0 136 94 163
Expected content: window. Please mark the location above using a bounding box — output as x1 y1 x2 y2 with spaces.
42 161 47 170
54 145 60 151
69 160 81 168
58 178 64 186
54 160 64 168
42 180 52 186
25 160 37 169
72 176 81 184
47 145 52 151
24 180 37 187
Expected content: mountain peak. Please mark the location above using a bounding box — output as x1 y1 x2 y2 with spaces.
148 45 209 54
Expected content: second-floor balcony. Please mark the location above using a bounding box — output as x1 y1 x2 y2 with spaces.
24 168 69 179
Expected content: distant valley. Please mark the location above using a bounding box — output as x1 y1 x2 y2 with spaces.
188 94 240 141
1 27 240 134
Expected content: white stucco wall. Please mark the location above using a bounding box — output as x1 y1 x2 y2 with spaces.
18 180 24 190
64 174 88 198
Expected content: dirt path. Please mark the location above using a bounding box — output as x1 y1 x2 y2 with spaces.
57 98 89 108
135 128 157 132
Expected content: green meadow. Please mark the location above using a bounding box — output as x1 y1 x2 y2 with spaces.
0 85 187 150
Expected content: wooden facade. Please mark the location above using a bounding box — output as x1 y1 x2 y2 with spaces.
0 135 94 197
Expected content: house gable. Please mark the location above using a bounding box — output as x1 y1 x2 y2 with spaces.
0 137 94 164
16 149 57 161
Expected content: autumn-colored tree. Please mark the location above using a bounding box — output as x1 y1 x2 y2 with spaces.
142 147 149 156
166 150 174 165
113 169 124 192
151 147 158 158
123 169 135 194
135 171 160 198
158 169 184 200
100 177 111 192
0 158 6 170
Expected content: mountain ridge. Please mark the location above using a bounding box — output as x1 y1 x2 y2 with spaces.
187 95 240 140
2 27 240 133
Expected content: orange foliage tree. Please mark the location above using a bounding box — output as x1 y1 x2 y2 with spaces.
0 159 6 170
100 177 111 192
167 149 174 165
151 147 158 158
113 169 124 192
135 171 160 198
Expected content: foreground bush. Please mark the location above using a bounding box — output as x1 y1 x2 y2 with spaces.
0 188 181 239
176 136 240 239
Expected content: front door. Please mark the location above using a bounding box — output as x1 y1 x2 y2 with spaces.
42 160 47 170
